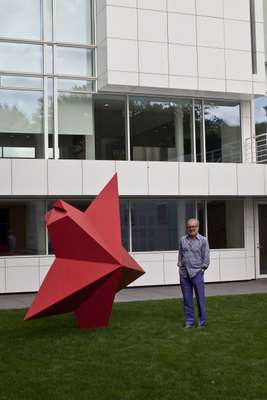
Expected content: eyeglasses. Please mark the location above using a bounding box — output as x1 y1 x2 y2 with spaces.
187 225 198 229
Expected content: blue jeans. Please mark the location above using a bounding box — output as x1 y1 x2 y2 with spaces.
180 270 206 327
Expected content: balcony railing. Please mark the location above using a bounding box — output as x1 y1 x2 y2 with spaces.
245 133 267 163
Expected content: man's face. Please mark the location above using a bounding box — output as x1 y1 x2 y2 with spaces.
187 221 199 238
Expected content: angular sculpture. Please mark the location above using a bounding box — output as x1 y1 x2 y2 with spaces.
24 174 145 329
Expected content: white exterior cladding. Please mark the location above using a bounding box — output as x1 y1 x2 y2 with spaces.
0 159 264 292
96 0 266 97
0 0 267 294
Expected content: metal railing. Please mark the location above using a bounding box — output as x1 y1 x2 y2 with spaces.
245 133 267 163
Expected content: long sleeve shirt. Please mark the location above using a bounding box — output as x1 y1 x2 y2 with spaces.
177 233 210 278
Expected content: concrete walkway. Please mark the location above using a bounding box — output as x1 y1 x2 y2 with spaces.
0 279 267 310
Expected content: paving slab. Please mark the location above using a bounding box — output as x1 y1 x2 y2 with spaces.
0 279 267 310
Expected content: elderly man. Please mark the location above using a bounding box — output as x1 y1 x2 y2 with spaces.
177 218 210 328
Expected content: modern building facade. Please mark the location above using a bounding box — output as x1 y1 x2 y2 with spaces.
1 0 267 293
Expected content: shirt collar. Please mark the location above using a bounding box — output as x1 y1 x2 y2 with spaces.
186 233 200 240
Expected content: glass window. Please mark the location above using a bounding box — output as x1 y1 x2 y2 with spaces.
58 79 93 92
58 91 94 159
0 76 43 90
120 200 129 251
94 94 126 160
0 89 44 158
47 199 129 253
177 199 196 240
197 200 206 236
55 0 92 44
205 101 242 163
0 0 41 40
0 42 42 74
45 0 53 41
131 200 178 251
207 200 244 249
129 96 193 162
56 47 93 77
48 78 54 159
45 45 53 75
0 200 46 256
255 96 267 136
195 100 204 162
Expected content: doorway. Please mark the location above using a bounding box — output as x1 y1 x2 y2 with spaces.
256 203 267 276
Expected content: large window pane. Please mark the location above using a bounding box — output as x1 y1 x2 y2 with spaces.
55 0 92 44
0 43 42 74
94 94 126 160
58 91 94 159
47 199 128 253
0 89 44 158
130 97 193 162
195 101 204 162
0 200 46 256
255 96 267 136
205 101 242 163
207 200 244 249
120 200 129 251
131 200 178 251
0 76 43 90
177 199 196 240
56 47 93 77
0 0 41 40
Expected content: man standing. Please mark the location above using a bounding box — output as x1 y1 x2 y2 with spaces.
177 218 210 328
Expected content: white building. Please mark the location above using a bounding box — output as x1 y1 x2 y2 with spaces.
0 0 267 293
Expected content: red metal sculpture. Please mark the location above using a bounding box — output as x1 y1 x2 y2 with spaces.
24 174 145 329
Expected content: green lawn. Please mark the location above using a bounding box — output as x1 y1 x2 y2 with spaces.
1 294 267 400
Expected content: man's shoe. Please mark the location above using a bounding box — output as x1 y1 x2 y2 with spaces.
198 324 206 329
184 324 194 329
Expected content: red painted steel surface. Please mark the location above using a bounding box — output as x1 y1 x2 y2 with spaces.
24 174 145 328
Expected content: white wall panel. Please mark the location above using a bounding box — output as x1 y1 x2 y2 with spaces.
0 159 11 195
138 10 167 42
12 159 47 196
96 0 265 96
198 47 225 79
223 0 250 21
6 267 39 293
82 160 116 195
224 20 251 51
179 163 209 195
148 162 179 195
163 252 179 285
237 164 265 196
107 0 137 7
220 257 248 281
106 6 137 40
208 163 237 195
169 44 197 76
107 38 138 72
197 17 224 48
0 266 5 293
205 255 220 282
196 0 224 18
139 42 168 74
39 266 50 286
47 160 82 195
138 0 166 11
116 161 148 195
167 0 195 14
168 13 196 45
132 252 164 285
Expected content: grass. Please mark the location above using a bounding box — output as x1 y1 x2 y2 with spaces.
1 294 267 400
